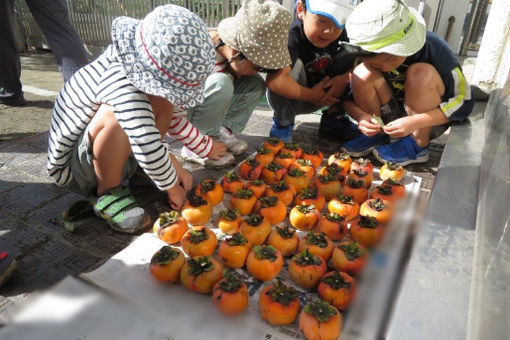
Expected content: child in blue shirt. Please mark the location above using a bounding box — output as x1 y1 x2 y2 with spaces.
341 0 474 165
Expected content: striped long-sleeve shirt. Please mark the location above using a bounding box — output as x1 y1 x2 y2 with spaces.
47 45 211 191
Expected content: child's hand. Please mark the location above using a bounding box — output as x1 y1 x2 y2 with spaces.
209 140 227 160
321 74 349 106
358 115 382 136
170 154 193 191
167 184 186 210
383 116 417 138
308 77 329 106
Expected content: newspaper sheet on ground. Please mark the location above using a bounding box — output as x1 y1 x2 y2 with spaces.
82 169 422 340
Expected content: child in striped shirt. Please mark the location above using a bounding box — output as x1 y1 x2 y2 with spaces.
46 5 215 233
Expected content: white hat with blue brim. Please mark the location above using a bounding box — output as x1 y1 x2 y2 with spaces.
305 0 358 29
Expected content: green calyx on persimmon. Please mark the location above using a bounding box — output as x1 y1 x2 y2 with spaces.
276 225 296 239
294 249 323 266
368 198 386 211
266 279 299 306
187 192 208 207
234 189 254 199
358 216 379 229
339 242 363 261
187 256 215 276
226 232 248 246
150 246 180 266
219 209 241 221
253 245 278 261
246 213 265 227
189 228 209 243
306 231 329 248
259 196 279 208
296 204 316 214
325 212 345 223
219 270 244 293
158 211 180 227
303 299 336 322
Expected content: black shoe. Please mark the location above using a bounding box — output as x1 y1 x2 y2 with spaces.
319 112 361 142
0 87 26 106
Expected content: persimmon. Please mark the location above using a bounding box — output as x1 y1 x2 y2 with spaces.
181 226 217 257
195 179 224 206
342 177 369 205
382 179 406 199
299 299 342 340
181 192 212 226
239 158 263 180
327 152 352 171
370 184 399 203
379 161 405 182
281 142 303 158
350 216 385 248
212 271 249 315
261 162 288 185
289 249 327 290
245 179 267 198
314 174 341 201
217 209 242 235
267 225 299 257
315 212 347 241
221 172 244 194
290 159 315 180
255 147 275 167
301 148 324 168
327 195 360 221
149 246 185 283
360 198 393 224
240 213 271 245
259 279 300 325
254 196 286 225
218 232 250 268
295 187 326 211
290 204 320 231
153 210 188 244
319 163 347 182
274 151 296 169
180 255 223 294
350 157 374 174
263 136 284 155
298 231 334 262
266 180 296 206
350 169 373 189
331 241 368 276
284 168 310 193
230 188 257 215
246 245 284 281
318 271 356 311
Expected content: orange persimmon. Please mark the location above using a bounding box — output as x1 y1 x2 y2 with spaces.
350 216 385 248
195 179 224 206
290 159 315 180
153 210 188 244
360 198 392 224
254 196 287 225
289 204 320 231
331 241 368 276
218 232 250 268
319 163 347 182
314 174 341 200
342 177 369 205
327 152 352 171
370 184 399 203
261 162 288 185
221 172 244 194
301 148 324 168
180 256 223 294
149 246 185 283
259 279 300 325
299 299 342 340
281 142 303 159
266 181 296 206
284 168 310 193
318 271 356 311
217 209 242 235
263 136 284 155
379 161 405 182
350 169 373 189
255 147 275 167
239 158 263 180
274 151 296 169
350 157 374 174
230 188 257 215
240 213 271 245
382 179 406 199
315 212 347 241
298 231 334 262
181 192 212 226
246 245 284 281
212 271 249 315
245 179 267 198
289 249 327 290
181 226 217 257
267 225 299 257
327 195 360 221
295 187 326 211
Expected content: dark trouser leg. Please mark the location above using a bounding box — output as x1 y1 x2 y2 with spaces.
26 0 88 82
0 0 22 93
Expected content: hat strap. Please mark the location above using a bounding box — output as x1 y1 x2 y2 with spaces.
356 13 416 52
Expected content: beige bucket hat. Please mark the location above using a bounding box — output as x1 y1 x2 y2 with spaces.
346 0 427 57
217 0 292 70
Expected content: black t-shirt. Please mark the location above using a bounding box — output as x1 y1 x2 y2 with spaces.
288 17 348 86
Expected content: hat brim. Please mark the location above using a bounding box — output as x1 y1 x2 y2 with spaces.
349 8 426 57
112 16 205 109
217 16 291 70
306 0 353 29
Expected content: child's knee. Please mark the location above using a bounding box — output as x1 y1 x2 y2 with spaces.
205 73 235 103
88 104 117 139
406 63 444 92
352 63 384 88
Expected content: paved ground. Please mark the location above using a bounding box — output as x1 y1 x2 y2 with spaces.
0 50 483 322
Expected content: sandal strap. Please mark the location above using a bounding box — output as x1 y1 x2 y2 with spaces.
94 188 137 217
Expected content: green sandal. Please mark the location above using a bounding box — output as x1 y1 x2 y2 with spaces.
90 186 151 234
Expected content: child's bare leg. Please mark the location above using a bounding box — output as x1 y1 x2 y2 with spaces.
87 104 131 196
404 63 445 147
351 63 393 116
